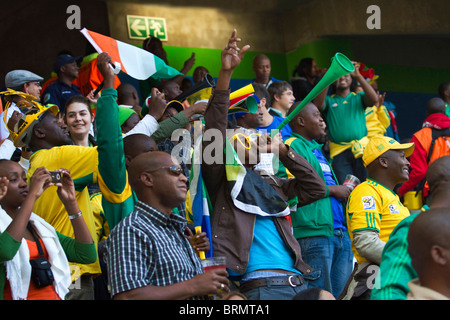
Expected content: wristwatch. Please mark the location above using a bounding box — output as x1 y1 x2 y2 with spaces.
69 211 83 220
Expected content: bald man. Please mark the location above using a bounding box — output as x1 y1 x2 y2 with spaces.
407 208 450 299
106 151 230 300
277 102 353 298
117 83 141 115
122 134 158 169
252 54 278 88
127 152 188 212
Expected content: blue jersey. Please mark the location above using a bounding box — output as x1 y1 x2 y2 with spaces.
42 79 83 112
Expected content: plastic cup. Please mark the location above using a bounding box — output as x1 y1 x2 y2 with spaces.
201 256 226 272
343 174 360 191
201 256 227 299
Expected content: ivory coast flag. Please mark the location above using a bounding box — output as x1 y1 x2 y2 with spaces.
80 28 182 81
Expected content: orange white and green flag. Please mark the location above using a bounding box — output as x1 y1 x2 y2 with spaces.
80 28 182 81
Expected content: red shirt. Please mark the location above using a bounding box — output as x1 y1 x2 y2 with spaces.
3 238 60 300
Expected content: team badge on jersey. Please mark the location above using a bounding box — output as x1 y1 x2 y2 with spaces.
362 196 375 210
388 204 400 214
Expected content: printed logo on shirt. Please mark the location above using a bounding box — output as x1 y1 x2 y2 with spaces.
332 103 338 108
362 196 376 210
320 162 331 173
43 93 51 104
388 204 400 214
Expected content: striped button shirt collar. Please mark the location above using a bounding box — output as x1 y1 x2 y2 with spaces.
107 200 205 298
134 200 187 233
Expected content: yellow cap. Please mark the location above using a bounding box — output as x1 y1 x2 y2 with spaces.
1 89 59 147
362 136 414 167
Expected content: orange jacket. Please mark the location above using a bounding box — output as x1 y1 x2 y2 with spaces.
41 54 121 115
398 113 450 197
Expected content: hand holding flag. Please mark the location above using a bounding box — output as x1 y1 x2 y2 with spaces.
80 28 182 81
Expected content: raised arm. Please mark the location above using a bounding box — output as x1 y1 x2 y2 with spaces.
56 169 93 244
95 53 134 229
124 87 167 138
202 30 250 197
55 168 97 264
216 30 250 91
312 86 329 112
203 29 250 139
3 167 52 242
352 62 378 107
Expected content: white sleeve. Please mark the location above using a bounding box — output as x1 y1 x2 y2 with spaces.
0 104 21 140
18 156 30 173
353 230 386 265
123 114 159 138
0 139 17 160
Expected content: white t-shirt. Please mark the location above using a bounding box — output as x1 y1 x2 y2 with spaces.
0 102 20 140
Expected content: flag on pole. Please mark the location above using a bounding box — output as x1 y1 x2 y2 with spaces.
188 135 213 259
80 28 182 81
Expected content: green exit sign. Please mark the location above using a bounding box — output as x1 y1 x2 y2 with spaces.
126 15 168 41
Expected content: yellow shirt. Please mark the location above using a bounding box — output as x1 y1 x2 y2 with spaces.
346 178 410 264
28 146 101 278
90 192 110 242
365 105 391 138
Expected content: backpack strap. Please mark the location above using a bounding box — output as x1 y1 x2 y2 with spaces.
427 127 450 163
27 223 46 258
416 127 450 195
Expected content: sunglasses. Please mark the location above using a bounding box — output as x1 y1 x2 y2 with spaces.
146 165 185 176
230 132 261 150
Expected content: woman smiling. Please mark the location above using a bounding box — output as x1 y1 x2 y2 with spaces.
64 96 96 147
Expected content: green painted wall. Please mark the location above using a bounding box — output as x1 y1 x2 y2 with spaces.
162 39 355 83
139 38 450 96
163 46 288 81
285 39 355 79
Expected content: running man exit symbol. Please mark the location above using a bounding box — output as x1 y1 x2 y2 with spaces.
126 15 168 41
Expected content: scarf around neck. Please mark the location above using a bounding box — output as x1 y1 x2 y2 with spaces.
224 139 290 217
0 207 71 300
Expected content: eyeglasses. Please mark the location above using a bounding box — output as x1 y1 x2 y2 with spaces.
230 133 261 150
146 165 185 176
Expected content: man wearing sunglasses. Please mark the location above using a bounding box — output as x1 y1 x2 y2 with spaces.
8 53 159 300
201 30 327 300
106 151 229 300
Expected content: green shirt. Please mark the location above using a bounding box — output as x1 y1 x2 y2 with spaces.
277 133 336 238
324 92 368 143
96 89 139 231
151 112 190 144
370 210 424 300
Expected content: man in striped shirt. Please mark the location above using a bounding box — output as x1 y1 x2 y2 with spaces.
106 151 229 299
